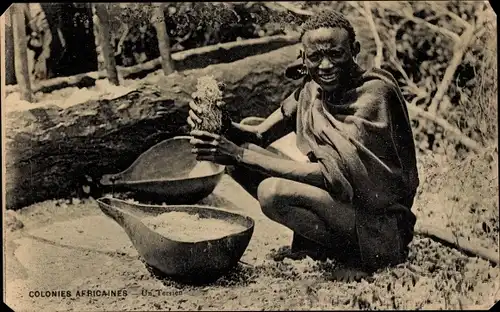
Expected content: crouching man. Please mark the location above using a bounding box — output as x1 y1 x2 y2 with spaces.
187 10 419 281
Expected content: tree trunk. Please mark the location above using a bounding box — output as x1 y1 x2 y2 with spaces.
11 4 33 102
93 3 119 85
39 3 98 79
152 3 175 75
4 45 302 210
4 11 17 85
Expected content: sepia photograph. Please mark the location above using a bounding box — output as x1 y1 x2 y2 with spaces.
1 1 498 311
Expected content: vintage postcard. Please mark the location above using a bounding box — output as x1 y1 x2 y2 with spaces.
2 2 498 311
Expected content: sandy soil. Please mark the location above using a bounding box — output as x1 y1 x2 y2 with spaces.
4 152 499 311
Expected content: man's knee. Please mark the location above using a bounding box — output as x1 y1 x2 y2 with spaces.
257 177 283 219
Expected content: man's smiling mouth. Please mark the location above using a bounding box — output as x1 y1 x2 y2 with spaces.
319 71 338 81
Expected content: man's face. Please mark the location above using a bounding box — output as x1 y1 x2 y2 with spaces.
302 27 355 92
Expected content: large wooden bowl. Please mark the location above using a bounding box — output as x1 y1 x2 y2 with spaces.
96 197 254 284
100 136 225 204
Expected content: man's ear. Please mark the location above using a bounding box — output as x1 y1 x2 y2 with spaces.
352 41 361 57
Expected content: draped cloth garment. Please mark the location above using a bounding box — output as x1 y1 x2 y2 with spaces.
281 68 420 270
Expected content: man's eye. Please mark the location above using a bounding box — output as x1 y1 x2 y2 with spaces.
328 50 343 58
307 54 321 62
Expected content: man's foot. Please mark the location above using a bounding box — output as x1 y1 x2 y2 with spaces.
268 246 373 283
269 234 338 262
269 246 309 261
269 245 332 262
291 233 331 261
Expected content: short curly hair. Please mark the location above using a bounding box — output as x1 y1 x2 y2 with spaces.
300 10 356 47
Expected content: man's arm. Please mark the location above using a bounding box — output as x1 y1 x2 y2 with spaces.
192 127 325 188
227 107 294 147
225 88 322 185
227 89 300 147
238 148 325 189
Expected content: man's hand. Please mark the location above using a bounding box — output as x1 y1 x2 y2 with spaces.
190 130 244 166
187 99 203 129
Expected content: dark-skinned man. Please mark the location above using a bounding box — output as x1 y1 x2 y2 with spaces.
187 10 419 282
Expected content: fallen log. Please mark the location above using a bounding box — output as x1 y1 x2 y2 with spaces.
4 34 299 95
4 44 302 210
415 224 499 266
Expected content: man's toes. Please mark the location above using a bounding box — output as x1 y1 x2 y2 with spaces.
269 246 291 261
352 270 369 282
269 246 310 262
272 253 286 262
288 251 308 260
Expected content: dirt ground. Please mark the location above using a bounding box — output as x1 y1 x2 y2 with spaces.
4 147 500 311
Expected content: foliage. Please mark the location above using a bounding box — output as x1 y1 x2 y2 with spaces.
456 18 497 145
101 2 304 67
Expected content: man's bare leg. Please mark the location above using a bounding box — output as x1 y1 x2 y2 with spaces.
257 177 370 281
230 144 357 256
257 177 357 251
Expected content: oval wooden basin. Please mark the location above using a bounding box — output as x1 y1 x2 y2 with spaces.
96 197 255 284
100 136 225 204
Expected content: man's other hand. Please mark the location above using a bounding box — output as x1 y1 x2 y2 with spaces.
190 130 243 166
